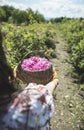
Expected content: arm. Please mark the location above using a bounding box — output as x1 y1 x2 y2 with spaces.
45 79 59 94
45 67 59 94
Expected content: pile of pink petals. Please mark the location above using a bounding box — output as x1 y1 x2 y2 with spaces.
21 56 52 71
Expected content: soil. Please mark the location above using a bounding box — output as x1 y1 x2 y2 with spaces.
50 32 83 130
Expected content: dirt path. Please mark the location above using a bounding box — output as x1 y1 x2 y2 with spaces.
50 32 82 130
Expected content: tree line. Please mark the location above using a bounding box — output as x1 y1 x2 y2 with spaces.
0 5 45 24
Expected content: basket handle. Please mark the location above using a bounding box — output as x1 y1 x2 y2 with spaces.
21 50 46 62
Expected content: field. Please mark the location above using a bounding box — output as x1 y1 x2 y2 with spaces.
0 17 84 129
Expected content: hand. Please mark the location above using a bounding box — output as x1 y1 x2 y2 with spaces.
52 67 59 89
52 67 58 80
13 66 19 79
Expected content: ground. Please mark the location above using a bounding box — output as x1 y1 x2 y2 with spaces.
50 32 83 130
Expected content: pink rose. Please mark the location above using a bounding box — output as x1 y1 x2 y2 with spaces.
21 56 51 71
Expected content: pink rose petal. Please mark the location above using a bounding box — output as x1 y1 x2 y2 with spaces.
21 56 52 71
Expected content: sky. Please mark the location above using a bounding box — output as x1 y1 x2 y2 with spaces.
0 0 84 18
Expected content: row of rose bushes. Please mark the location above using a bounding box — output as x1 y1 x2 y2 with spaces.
57 18 84 130
58 19 84 83
1 22 57 68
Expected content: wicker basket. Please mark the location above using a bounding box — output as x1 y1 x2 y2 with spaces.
16 50 53 85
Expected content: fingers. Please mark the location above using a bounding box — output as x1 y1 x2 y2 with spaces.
13 66 19 79
52 67 58 80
